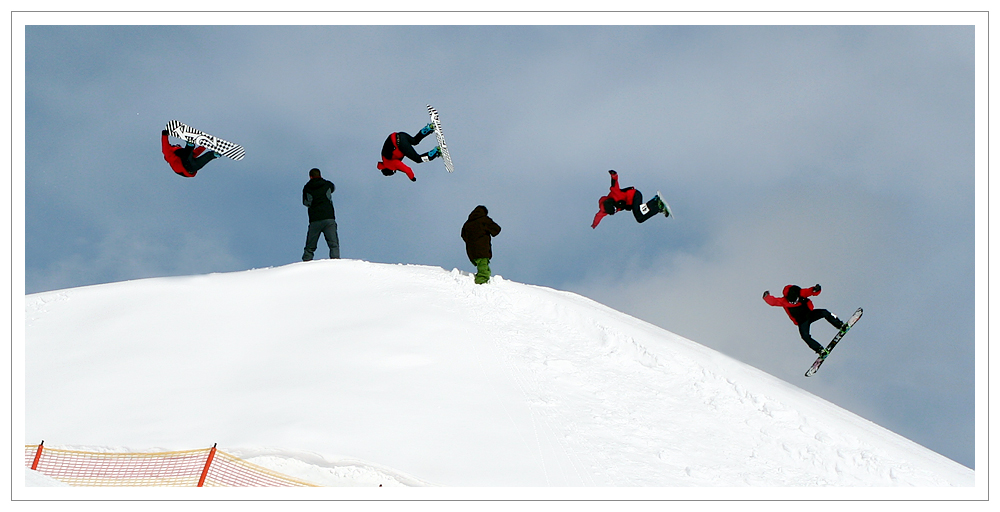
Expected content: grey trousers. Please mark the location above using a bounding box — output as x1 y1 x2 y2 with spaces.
302 218 340 260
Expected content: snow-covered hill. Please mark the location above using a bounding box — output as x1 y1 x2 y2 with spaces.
23 260 972 490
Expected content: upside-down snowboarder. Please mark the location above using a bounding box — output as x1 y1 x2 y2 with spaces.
763 284 848 357
376 123 442 182
591 170 670 228
161 130 221 178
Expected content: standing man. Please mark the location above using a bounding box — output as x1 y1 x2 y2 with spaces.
301 168 340 261
461 205 501 284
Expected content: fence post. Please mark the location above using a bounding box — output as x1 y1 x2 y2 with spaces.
197 443 217 487
30 441 44 470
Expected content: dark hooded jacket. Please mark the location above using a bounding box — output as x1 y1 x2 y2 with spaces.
302 177 336 222
461 206 501 262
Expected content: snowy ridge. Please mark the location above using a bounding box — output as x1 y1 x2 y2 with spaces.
24 260 972 487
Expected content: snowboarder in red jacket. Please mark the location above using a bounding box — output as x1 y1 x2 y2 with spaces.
763 284 847 356
591 170 669 228
376 123 442 182
161 130 220 178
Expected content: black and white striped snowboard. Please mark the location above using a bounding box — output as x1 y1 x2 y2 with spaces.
426 105 454 173
165 120 245 161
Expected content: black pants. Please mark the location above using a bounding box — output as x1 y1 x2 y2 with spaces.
302 218 340 260
396 130 433 163
629 190 662 223
797 309 842 353
175 144 217 173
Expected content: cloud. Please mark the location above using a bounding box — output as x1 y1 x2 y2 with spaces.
27 222 245 293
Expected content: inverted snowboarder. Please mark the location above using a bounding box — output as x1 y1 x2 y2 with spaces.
591 170 671 228
376 122 442 182
161 129 221 178
763 284 847 357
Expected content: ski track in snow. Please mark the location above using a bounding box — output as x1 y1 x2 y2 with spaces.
23 260 972 487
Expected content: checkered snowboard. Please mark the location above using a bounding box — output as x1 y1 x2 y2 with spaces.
165 120 245 161
426 105 454 173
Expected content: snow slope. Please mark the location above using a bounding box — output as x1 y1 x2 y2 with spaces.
23 260 972 490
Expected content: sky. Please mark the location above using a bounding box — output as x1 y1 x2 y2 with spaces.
17 12 981 470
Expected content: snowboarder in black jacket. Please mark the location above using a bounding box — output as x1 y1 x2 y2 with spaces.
301 168 340 260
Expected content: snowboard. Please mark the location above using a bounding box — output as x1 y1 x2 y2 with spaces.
655 190 673 218
805 307 863 377
426 105 454 173
638 191 673 218
165 120 245 161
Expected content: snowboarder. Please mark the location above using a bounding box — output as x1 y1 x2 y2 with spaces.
461 205 501 284
301 168 340 261
763 284 847 357
591 170 669 228
161 129 221 178
376 123 442 182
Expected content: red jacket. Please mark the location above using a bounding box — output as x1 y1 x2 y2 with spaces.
376 133 415 180
764 285 820 325
161 133 206 178
591 172 637 228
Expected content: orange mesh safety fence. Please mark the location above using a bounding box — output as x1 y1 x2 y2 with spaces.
25 443 319 487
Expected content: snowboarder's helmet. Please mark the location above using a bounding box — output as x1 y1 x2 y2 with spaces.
785 285 801 302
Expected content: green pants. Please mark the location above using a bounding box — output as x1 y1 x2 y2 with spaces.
473 258 491 284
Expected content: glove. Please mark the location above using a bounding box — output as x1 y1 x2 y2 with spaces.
763 291 770 299
609 170 617 175
813 284 821 293
162 129 169 136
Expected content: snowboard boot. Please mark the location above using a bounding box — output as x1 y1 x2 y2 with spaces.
652 196 669 216
212 152 222 159
419 123 435 136
834 316 848 333
817 347 830 358
426 146 441 161
654 190 671 217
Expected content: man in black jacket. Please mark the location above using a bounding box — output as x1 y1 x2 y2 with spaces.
302 168 340 261
461 205 501 284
